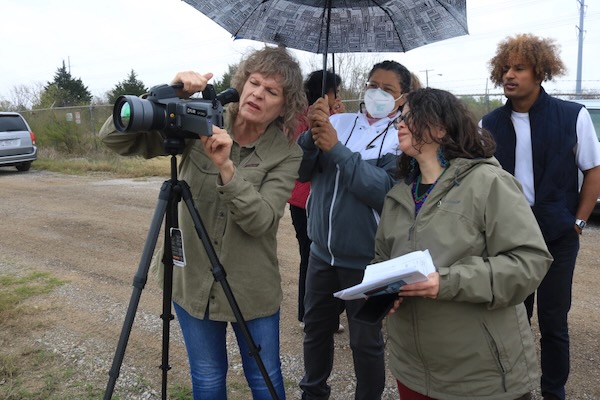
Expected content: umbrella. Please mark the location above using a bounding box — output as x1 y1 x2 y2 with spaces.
183 0 468 93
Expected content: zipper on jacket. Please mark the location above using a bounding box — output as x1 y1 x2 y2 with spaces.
327 166 342 264
411 300 432 392
483 323 508 392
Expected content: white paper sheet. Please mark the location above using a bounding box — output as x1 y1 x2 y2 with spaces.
333 250 436 300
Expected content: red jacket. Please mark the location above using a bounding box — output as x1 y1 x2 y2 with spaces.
288 113 310 209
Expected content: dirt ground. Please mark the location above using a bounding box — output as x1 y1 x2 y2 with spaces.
0 169 598 399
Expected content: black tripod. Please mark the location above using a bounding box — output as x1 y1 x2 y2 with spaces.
103 138 279 400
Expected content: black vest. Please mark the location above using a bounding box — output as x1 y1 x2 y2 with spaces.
482 88 582 241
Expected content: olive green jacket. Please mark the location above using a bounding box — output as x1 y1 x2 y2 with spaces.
99 116 302 321
373 157 552 399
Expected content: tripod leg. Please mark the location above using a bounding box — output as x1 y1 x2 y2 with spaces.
177 180 280 400
159 187 179 399
103 181 172 400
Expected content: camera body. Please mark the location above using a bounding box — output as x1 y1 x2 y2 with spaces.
113 84 238 139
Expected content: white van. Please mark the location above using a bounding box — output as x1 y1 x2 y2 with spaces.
573 99 600 215
573 99 600 139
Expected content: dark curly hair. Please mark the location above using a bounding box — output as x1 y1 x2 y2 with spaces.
488 33 566 87
397 88 496 180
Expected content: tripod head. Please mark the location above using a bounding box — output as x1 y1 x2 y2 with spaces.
163 137 187 157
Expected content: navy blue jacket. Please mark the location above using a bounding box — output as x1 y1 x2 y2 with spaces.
482 88 583 241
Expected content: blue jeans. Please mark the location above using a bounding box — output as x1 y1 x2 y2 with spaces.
173 302 286 400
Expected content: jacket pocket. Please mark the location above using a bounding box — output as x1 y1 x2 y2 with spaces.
240 167 267 190
184 144 219 203
481 321 509 392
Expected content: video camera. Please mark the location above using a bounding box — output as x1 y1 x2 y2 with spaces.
112 84 239 138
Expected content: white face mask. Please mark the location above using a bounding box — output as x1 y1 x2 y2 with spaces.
363 88 402 119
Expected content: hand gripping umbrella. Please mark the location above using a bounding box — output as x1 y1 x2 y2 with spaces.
183 0 468 94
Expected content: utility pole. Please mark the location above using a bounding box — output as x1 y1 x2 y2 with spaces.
575 0 586 98
420 69 442 87
485 79 490 113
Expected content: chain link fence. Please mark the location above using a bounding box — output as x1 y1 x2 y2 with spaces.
19 104 114 156
16 96 500 156
18 92 587 157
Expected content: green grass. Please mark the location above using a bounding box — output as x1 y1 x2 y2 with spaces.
0 263 197 400
33 148 172 178
0 270 69 400
167 384 193 399
0 272 64 315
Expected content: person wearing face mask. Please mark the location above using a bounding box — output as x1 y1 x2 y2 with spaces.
297 60 414 400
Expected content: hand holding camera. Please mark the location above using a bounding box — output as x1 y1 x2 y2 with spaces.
171 71 214 99
112 76 239 140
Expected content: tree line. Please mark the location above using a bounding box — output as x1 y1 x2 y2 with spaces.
2 57 597 122
0 60 236 112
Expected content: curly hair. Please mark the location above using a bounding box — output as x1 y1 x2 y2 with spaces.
227 46 307 140
397 88 496 180
488 33 566 87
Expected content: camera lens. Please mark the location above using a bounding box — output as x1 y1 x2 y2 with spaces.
113 95 166 133
119 103 131 128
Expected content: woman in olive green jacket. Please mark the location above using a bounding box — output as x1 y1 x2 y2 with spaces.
100 47 305 400
374 88 552 400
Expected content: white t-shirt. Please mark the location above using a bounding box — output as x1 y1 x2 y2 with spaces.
511 107 600 206
511 112 534 204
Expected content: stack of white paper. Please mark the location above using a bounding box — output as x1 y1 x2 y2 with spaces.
333 250 436 300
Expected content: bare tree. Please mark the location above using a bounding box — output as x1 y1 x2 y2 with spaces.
0 99 11 111
304 53 385 111
4 83 44 111
93 92 110 105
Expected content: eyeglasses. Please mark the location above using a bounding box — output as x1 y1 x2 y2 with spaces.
393 112 411 127
365 81 401 98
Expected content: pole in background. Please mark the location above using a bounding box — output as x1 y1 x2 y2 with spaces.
420 69 442 87
575 0 586 98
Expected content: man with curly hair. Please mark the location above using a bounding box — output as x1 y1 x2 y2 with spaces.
482 33 600 400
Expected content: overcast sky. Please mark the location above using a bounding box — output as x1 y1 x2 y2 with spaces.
1 0 599 103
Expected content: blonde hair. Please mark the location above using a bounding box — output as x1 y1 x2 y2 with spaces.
488 33 566 86
228 46 306 140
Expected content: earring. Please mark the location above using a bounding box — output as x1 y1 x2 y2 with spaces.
437 147 448 168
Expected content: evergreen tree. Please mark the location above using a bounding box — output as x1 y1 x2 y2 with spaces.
212 64 238 94
459 95 504 121
107 70 148 104
38 61 92 107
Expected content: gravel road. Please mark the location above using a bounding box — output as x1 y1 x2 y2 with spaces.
0 169 598 399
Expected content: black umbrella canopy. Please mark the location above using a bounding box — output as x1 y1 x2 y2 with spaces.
183 0 468 55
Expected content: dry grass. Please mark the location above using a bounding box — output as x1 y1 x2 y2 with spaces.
34 148 172 178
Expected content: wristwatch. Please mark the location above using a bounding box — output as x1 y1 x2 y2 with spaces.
575 219 587 230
